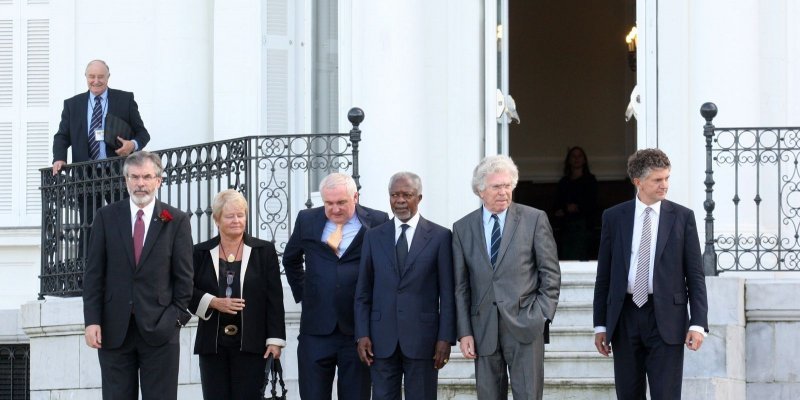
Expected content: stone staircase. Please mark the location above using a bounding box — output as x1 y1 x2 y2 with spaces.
436 261 616 399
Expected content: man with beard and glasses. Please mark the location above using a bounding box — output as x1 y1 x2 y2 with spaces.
83 151 193 400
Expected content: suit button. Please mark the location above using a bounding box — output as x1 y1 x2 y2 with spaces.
493 277 499 282
492 301 497 305
128 301 133 305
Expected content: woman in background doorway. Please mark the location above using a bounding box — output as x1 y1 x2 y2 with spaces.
553 146 598 260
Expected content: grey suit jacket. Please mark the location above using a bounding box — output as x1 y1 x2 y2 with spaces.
453 202 561 356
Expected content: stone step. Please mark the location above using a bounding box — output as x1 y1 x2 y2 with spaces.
437 377 616 400
551 301 594 327
547 325 597 352
558 278 597 303
544 351 615 378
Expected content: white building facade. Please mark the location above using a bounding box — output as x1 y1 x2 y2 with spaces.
1 0 799 399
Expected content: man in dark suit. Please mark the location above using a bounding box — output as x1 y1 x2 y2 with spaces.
52 59 150 174
284 172 389 400
83 151 193 400
355 172 455 400
453 155 561 400
593 148 709 400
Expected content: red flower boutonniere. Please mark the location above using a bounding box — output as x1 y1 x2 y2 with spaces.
159 209 173 223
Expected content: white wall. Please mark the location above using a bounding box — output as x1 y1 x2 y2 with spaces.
348 0 485 226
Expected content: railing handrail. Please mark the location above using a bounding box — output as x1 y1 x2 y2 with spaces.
39 107 365 298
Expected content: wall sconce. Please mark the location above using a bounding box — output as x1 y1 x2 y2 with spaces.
626 26 638 72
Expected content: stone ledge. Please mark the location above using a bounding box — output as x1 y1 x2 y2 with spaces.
746 309 800 321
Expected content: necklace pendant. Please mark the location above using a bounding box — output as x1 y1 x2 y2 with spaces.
227 254 235 263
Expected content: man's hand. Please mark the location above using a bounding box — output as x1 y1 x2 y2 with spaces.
115 137 135 156
433 340 451 369
264 344 282 359
459 335 477 359
594 332 611 356
52 160 66 175
357 337 374 366
85 324 102 349
209 297 245 315
685 331 704 351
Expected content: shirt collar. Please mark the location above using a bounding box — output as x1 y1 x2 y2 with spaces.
89 89 108 103
394 212 420 230
635 196 661 217
130 198 156 220
482 206 508 224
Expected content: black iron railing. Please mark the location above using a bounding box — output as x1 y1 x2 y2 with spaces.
39 108 365 298
702 102 800 274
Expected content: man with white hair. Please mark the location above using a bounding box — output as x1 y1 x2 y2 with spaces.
453 155 561 400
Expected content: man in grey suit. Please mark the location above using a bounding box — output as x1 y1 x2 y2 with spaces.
453 154 561 400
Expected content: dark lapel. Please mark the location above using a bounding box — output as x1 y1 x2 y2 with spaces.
138 201 165 267
403 216 433 278
654 200 676 266
494 203 521 268
376 220 400 278
77 92 90 145
621 200 635 274
113 200 136 268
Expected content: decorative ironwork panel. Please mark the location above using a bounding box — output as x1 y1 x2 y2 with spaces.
39 108 365 298
0 344 29 400
702 102 800 272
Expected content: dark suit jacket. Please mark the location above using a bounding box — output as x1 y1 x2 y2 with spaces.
592 199 709 345
52 88 150 163
453 203 561 356
189 234 286 355
283 204 389 336
354 216 456 359
83 199 194 349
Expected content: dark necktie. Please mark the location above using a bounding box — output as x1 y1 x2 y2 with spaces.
396 224 409 275
89 96 103 160
633 207 653 307
490 214 501 267
134 209 144 265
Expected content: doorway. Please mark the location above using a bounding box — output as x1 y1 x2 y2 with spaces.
508 0 638 260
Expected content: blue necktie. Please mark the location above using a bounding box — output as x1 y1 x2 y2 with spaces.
490 214 501 267
89 96 103 160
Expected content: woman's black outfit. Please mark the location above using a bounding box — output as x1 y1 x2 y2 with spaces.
189 234 286 399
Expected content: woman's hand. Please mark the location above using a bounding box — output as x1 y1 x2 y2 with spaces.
264 345 282 359
209 297 245 315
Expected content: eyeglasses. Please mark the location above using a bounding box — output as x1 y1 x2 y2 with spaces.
127 174 159 182
225 270 235 298
486 183 513 192
390 192 418 200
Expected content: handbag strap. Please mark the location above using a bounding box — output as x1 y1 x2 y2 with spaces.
262 354 288 399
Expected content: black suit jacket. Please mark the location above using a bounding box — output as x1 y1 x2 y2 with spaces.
283 204 389 336
354 217 455 359
593 199 709 345
83 199 194 349
189 234 286 355
52 88 150 163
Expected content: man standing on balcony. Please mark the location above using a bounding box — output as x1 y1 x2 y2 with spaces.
52 59 150 174
354 172 455 400
593 148 709 399
453 155 561 400
83 151 193 400
284 172 389 400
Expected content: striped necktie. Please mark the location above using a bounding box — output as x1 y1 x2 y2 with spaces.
490 214 501 267
633 207 653 307
89 96 103 160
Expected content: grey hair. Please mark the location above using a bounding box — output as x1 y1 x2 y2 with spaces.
123 151 163 177
387 171 422 194
471 155 519 195
627 148 671 181
85 59 110 75
211 189 248 222
319 173 357 197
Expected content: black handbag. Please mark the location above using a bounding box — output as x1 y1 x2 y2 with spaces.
261 354 287 400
